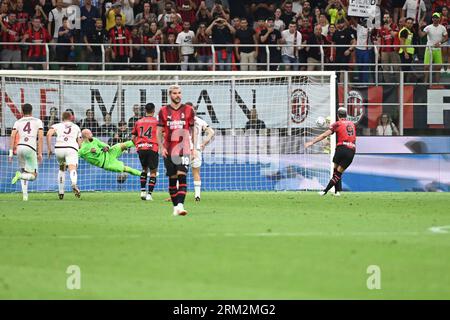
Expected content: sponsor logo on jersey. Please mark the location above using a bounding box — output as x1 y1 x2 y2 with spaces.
290 88 309 124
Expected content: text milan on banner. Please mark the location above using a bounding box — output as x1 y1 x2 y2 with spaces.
1 82 331 129
348 0 377 17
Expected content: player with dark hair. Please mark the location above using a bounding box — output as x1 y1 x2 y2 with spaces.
305 107 356 196
158 85 196 216
132 103 159 201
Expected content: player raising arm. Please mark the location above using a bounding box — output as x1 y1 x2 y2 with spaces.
157 85 196 216
47 111 82 199
9 103 44 201
305 107 356 196
78 129 141 177
132 103 159 201
189 109 215 202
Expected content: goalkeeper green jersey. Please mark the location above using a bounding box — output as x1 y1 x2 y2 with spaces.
78 138 109 168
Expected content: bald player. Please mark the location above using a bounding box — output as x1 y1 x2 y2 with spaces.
78 129 141 177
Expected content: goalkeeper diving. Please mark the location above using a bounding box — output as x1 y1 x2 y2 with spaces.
78 129 140 176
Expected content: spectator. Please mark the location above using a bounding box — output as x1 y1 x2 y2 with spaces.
100 113 117 137
80 0 100 39
83 18 108 70
211 0 229 21
43 106 60 132
109 14 132 69
106 2 125 31
196 22 213 70
206 16 236 71
79 108 100 134
250 1 275 22
130 25 143 69
398 17 416 82
178 0 196 26
377 14 401 83
118 120 131 141
245 108 266 133
300 1 313 27
127 104 141 130
330 19 355 82
122 0 135 29
162 31 180 70
280 1 296 27
376 113 399 135
274 8 285 31
135 1 157 27
157 1 177 28
22 16 51 70
402 0 426 24
66 0 81 42
234 17 258 71
326 0 346 26
259 16 282 71
305 23 329 71
48 0 67 43
0 12 23 69
419 12 448 84
292 0 302 15
280 21 302 71
164 13 183 37
176 20 196 70
354 18 375 84
231 16 240 30
318 13 329 36
34 3 49 27
56 16 75 70
142 21 162 70
196 1 212 27
16 0 30 32
441 6 450 71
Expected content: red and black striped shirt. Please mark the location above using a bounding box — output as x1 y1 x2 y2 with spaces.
16 11 30 32
25 27 51 57
1 21 23 51
109 26 131 57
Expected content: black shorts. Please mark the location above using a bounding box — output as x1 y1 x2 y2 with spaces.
138 150 159 170
333 145 355 169
164 155 190 176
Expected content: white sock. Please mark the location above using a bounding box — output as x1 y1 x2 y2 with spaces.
58 170 65 194
20 172 36 181
69 169 77 186
20 179 28 196
194 181 201 198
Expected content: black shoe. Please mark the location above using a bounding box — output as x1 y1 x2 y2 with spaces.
195 197 201 202
58 194 64 200
72 185 81 198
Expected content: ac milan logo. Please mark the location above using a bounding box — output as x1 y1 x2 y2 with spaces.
290 89 309 124
346 90 365 123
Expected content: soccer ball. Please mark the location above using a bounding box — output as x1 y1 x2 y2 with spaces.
316 116 326 128
117 173 128 184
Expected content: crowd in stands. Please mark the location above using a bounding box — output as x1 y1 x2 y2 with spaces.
0 0 449 81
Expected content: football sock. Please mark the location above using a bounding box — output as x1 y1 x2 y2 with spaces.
20 179 28 196
148 176 157 194
58 170 65 194
335 171 342 193
194 181 201 198
169 178 178 206
69 169 77 186
124 166 141 176
140 171 147 192
20 172 36 181
177 174 187 205
324 170 342 194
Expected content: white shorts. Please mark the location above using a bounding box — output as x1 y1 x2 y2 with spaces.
191 150 202 168
55 147 79 166
17 145 38 173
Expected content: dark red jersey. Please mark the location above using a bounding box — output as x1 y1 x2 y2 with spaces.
378 27 399 53
330 119 356 150
25 27 51 57
158 104 195 155
109 26 131 57
132 116 159 152
16 11 30 32
2 21 23 51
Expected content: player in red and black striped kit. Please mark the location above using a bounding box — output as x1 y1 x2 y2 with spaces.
157 85 196 216
305 107 356 196
132 103 159 201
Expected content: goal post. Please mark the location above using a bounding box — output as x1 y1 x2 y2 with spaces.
0 70 336 193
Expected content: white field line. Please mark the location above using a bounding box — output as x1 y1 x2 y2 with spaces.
0 229 448 240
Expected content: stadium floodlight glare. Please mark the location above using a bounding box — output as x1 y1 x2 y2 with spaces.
0 71 336 193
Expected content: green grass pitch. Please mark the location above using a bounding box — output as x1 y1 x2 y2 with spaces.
0 192 449 299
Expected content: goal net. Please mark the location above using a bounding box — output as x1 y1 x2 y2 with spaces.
0 71 336 193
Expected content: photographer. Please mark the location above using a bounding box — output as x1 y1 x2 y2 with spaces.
206 14 235 71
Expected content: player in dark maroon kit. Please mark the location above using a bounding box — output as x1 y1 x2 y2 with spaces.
157 85 196 216
305 107 356 196
132 103 159 201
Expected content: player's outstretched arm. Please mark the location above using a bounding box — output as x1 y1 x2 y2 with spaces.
46 128 55 158
305 129 333 149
